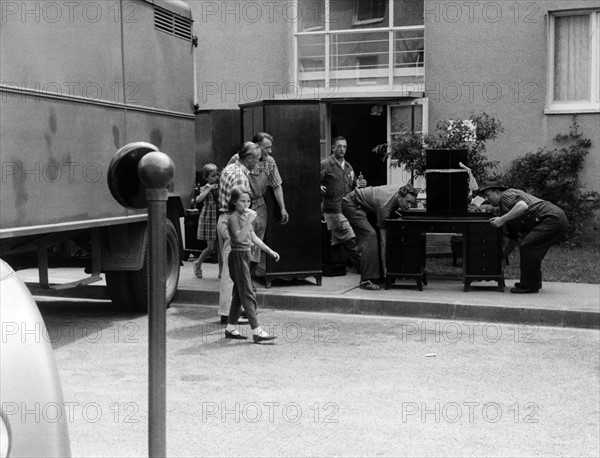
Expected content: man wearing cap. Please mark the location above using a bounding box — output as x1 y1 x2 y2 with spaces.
342 184 419 290
480 183 568 294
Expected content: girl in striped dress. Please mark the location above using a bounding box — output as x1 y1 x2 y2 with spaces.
193 163 219 278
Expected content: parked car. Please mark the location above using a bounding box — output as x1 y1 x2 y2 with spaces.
0 259 71 457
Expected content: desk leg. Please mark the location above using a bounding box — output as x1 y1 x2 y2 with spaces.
422 271 428 286
464 280 471 292
416 279 423 291
497 278 505 292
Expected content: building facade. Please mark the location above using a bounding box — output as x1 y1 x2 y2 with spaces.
192 0 599 195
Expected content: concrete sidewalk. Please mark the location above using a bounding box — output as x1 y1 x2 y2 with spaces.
18 259 599 329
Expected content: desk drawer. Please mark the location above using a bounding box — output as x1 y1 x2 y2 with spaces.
468 231 499 245
467 246 499 260
466 260 500 275
388 222 420 233
423 223 461 233
468 223 495 234
388 234 420 252
388 248 420 264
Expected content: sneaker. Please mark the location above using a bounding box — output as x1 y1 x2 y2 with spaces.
225 330 247 340
253 334 276 343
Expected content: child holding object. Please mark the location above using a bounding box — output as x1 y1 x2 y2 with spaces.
193 163 220 279
225 185 280 343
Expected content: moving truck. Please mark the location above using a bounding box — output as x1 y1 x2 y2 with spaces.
0 0 197 311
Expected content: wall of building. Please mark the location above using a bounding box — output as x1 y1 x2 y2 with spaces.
190 1 292 111
424 0 599 192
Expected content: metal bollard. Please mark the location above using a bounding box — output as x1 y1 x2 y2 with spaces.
138 151 175 458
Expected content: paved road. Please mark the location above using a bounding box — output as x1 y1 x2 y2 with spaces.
35 297 599 457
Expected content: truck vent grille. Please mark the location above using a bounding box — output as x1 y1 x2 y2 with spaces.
154 7 192 41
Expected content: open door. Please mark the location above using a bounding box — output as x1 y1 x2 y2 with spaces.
387 97 428 188
330 103 388 187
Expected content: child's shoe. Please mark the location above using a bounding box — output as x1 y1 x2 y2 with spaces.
193 262 203 278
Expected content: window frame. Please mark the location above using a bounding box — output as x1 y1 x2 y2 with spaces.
546 8 600 114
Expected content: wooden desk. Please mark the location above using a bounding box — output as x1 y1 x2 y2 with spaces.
385 215 505 291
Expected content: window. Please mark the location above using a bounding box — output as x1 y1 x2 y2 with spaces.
547 10 600 113
354 0 387 25
299 0 325 32
295 1 425 92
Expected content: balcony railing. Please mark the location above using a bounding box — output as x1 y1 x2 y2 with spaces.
296 25 424 92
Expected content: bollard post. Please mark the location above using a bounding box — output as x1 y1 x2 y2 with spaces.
138 151 175 458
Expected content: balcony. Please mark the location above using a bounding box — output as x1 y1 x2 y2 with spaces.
296 25 424 94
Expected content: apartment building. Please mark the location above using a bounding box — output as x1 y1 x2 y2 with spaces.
192 0 599 192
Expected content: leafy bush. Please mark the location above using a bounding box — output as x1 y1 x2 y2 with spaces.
502 117 600 243
374 112 503 184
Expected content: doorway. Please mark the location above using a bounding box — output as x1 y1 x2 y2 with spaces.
330 103 388 187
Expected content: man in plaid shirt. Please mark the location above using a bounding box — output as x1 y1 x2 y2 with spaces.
480 182 568 294
217 142 261 323
228 132 289 280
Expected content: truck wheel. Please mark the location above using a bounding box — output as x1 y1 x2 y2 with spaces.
105 270 138 310
106 219 180 312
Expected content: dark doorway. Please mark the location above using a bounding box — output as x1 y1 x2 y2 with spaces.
330 103 388 187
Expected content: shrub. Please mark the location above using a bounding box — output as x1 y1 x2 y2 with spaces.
502 117 600 243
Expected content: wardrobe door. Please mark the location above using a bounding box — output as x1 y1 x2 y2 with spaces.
242 101 322 287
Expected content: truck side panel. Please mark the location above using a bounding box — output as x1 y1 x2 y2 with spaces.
0 0 195 235
0 93 132 230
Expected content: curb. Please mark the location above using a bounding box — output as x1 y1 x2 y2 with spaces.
29 282 599 330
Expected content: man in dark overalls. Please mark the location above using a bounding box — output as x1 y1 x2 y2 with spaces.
480 182 568 294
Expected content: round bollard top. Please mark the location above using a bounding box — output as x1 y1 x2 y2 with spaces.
138 151 175 189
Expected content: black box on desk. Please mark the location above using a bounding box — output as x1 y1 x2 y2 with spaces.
426 148 467 169
425 149 469 215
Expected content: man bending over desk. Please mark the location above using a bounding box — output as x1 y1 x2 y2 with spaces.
480 182 568 294
342 184 418 291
